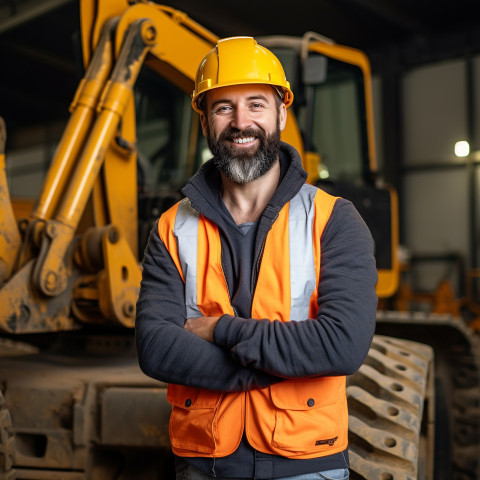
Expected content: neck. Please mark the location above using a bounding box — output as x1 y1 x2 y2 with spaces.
221 159 280 224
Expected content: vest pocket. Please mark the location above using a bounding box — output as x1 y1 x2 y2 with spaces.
270 377 344 454
167 385 221 453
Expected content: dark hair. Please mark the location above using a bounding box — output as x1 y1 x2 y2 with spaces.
272 88 285 111
196 93 206 112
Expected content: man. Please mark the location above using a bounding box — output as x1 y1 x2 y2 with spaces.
135 36 377 480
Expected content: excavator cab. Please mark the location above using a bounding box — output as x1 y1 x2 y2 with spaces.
134 68 203 257
260 35 399 299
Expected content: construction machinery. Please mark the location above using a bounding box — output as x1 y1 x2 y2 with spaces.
0 1 478 479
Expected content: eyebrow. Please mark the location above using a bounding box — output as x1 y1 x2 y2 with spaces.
210 94 271 110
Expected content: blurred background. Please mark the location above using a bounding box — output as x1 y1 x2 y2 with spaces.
1 0 480 306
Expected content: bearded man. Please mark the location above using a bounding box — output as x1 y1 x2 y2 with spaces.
135 37 377 480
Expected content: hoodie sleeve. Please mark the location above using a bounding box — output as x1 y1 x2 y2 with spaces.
213 199 378 378
135 222 282 392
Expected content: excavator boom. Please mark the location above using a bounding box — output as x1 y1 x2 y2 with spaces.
0 2 217 333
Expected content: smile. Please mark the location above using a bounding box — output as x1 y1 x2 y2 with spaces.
232 137 256 144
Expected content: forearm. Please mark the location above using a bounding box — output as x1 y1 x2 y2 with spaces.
136 312 279 391
213 200 378 378
214 304 375 379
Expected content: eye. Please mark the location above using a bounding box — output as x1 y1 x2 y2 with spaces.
250 102 265 110
214 105 233 115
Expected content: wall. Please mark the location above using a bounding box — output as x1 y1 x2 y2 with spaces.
396 56 480 295
5 122 64 199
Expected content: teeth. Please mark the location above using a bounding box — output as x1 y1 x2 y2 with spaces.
233 137 255 144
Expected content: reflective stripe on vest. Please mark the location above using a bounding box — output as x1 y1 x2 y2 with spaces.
174 184 318 321
289 184 317 321
174 199 202 319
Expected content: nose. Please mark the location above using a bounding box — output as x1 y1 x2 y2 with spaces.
230 107 251 130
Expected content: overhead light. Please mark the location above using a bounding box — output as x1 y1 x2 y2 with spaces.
455 140 470 157
318 164 330 179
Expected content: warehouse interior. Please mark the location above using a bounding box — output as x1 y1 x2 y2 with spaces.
1 1 480 479
1 0 480 300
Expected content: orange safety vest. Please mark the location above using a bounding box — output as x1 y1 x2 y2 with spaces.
158 184 348 459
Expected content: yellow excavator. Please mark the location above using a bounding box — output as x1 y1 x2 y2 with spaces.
0 1 479 479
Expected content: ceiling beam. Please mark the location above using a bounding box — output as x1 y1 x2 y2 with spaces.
0 0 75 35
0 40 76 74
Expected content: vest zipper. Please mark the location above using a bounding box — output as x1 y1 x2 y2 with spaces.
252 240 266 294
251 212 279 295
219 248 239 317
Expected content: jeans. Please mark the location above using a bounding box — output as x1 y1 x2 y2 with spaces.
176 465 349 480
277 469 349 479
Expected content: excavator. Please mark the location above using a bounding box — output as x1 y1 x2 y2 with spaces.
0 1 479 479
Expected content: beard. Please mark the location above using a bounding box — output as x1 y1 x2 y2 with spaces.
207 121 281 184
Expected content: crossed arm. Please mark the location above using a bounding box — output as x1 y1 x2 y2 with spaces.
135 201 377 392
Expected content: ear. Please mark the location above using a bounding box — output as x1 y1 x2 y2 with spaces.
278 103 287 131
200 113 208 137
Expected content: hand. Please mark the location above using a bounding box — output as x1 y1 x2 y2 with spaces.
184 316 219 343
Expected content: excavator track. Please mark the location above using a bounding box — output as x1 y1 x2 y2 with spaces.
375 311 480 480
0 339 37 480
0 390 15 480
347 335 434 480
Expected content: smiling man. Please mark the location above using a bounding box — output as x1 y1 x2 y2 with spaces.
135 37 378 480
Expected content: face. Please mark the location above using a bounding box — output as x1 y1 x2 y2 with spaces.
200 84 287 184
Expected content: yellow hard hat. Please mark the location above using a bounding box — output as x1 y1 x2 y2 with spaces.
192 36 293 113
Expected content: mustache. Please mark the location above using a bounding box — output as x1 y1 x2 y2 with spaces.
218 127 266 142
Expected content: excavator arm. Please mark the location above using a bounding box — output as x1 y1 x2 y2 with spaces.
0 1 218 333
